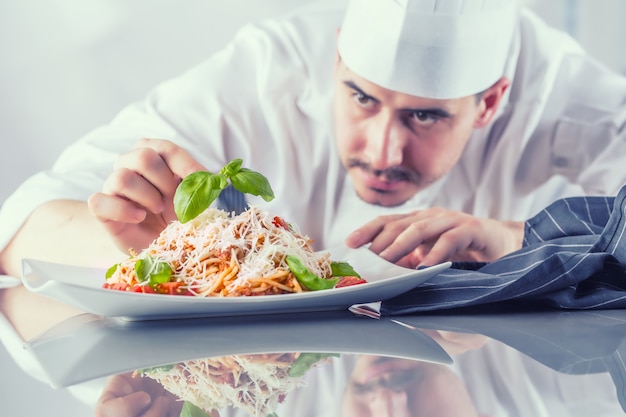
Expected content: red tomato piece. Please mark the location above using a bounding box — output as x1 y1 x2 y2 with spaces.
102 282 130 291
335 276 367 288
272 216 290 231
157 281 192 296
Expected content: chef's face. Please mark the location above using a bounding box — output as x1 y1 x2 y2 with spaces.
341 356 482 417
332 57 505 207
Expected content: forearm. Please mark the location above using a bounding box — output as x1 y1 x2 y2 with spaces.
0 199 124 277
0 286 83 341
0 200 125 340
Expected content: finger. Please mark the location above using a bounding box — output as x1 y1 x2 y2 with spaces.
88 192 147 225
134 138 207 180
396 246 430 268
104 166 169 214
96 392 152 417
375 215 457 263
418 229 474 266
139 395 177 417
115 147 180 200
345 214 406 248
97 374 135 404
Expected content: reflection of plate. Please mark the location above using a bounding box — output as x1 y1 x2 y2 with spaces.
21 247 450 321
24 310 452 388
0 274 20 289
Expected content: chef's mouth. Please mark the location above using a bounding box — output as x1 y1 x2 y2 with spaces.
347 159 420 185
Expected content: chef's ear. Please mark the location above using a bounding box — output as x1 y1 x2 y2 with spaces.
474 76 510 128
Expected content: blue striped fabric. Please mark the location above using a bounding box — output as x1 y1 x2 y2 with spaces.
381 186 626 315
216 184 248 215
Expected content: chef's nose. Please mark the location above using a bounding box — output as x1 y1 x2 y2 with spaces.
363 112 405 170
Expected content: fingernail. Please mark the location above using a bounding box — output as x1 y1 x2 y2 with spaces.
132 209 147 222
345 231 362 246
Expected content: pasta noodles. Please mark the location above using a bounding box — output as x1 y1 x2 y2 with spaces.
137 352 332 417
103 206 344 296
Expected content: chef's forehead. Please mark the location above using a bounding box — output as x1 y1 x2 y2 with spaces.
337 0 519 99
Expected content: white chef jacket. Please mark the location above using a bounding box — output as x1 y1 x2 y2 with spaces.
1 0 626 254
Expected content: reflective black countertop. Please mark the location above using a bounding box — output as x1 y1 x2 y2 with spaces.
8 307 626 416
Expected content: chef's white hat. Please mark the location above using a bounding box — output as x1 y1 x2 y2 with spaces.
337 0 519 99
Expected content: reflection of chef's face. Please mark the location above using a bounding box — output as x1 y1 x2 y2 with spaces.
341 356 481 417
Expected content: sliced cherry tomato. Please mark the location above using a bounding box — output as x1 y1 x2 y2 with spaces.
335 276 367 288
157 281 193 296
272 216 290 231
102 282 130 291
132 284 156 293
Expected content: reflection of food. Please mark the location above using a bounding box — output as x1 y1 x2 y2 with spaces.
137 353 336 417
104 206 364 296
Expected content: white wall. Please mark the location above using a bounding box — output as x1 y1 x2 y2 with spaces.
525 0 626 74
2 1 625 205
0 0 308 203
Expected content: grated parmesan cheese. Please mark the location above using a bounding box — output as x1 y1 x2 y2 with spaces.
140 354 307 417
107 205 334 296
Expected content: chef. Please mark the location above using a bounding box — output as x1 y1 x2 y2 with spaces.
1 0 626 302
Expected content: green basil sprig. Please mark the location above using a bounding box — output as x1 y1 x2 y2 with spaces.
180 401 212 417
105 263 119 279
330 261 361 278
288 352 340 377
286 255 339 291
180 400 278 417
136 364 174 375
134 255 172 287
174 158 275 223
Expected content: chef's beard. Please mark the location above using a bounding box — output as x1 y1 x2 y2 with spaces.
346 158 421 185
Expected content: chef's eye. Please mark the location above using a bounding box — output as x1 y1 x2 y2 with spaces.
352 382 373 394
353 92 375 108
410 111 438 125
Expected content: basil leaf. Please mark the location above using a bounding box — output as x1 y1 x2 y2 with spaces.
220 158 243 178
330 261 361 278
286 255 338 290
136 364 174 374
134 256 172 286
105 263 118 279
148 262 172 286
230 168 275 202
180 401 212 417
289 353 340 377
174 172 225 223
173 159 275 223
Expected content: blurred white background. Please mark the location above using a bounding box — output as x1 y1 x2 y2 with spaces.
1 0 626 204
1 0 625 415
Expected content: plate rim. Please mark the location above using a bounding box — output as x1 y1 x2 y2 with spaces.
21 257 451 319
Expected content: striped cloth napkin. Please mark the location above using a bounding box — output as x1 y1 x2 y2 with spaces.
381 186 626 315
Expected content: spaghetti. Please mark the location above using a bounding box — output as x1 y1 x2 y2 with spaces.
137 352 329 417
103 206 348 296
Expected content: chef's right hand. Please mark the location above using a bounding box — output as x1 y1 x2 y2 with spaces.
88 138 207 253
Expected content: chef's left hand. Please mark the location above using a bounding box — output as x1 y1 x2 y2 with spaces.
345 208 524 268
